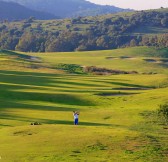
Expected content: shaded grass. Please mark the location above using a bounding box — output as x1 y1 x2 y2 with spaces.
0 48 168 162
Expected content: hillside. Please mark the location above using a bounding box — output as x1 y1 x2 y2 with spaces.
1 47 168 74
0 1 56 21
0 47 168 161
2 0 132 18
0 8 168 52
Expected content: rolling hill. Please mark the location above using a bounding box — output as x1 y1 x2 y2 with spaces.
0 47 168 162
0 1 56 21
0 1 168 161
2 0 132 18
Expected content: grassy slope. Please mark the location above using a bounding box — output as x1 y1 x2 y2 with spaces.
0 47 168 162
33 46 168 74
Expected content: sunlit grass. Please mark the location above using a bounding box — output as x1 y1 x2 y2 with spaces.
0 48 168 162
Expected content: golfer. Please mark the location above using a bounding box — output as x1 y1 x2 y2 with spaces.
73 111 79 125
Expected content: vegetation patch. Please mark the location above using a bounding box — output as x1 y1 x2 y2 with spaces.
87 141 108 151
55 63 84 74
72 150 81 154
83 66 138 75
157 103 168 125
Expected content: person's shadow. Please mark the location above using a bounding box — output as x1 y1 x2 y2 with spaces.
43 119 112 126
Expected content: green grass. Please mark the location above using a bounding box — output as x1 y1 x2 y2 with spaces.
0 47 168 162
31 46 168 74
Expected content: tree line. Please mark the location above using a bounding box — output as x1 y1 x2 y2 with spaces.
0 10 168 52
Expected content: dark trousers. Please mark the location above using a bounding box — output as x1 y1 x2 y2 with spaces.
74 118 78 125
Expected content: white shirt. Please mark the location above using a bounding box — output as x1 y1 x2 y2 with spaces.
74 114 79 119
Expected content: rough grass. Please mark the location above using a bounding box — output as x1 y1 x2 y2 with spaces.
0 47 168 162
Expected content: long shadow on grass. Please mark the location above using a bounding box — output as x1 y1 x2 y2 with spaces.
0 70 106 88
0 70 59 78
0 70 90 79
0 70 148 91
99 81 151 88
0 89 96 106
1 50 31 59
0 82 108 94
0 100 78 112
43 119 111 127
0 70 59 87
0 113 111 127
0 80 91 92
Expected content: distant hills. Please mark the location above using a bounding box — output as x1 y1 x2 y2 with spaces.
0 1 56 21
1 0 132 18
0 7 167 52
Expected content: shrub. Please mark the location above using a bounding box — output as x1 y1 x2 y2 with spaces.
55 63 84 74
157 104 168 124
83 66 138 75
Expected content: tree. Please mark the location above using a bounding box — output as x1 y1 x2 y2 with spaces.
96 36 110 49
15 32 44 52
75 44 88 51
130 39 137 47
103 18 112 25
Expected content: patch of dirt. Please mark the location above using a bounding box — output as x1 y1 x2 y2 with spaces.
30 56 42 62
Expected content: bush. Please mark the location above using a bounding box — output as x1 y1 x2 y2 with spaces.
157 104 168 124
55 63 84 74
83 66 138 75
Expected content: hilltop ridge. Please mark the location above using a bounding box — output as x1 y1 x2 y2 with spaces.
0 1 56 21
1 0 132 18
